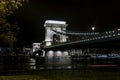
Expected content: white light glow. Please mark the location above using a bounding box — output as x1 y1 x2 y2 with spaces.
92 27 95 31
36 53 39 56
106 32 108 34
45 20 66 24
56 51 62 56
109 35 111 37
113 34 115 36
33 43 40 46
118 33 120 35
105 36 107 38
64 51 69 56
118 29 120 31
112 31 115 33
46 42 52 46
47 50 54 57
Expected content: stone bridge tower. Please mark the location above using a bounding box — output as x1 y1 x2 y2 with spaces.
44 20 68 46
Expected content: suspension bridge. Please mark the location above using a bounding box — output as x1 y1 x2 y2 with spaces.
31 20 120 65
42 20 120 50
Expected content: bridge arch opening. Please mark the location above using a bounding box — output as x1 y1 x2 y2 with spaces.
53 34 61 45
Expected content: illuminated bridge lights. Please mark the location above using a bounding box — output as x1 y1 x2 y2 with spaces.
45 20 66 24
44 19 120 48
70 29 120 43
117 28 120 31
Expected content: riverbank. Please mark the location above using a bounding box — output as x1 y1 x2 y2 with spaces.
0 70 120 80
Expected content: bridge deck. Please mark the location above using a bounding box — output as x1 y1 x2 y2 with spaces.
44 37 120 50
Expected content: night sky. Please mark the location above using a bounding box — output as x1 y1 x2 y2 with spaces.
13 0 120 47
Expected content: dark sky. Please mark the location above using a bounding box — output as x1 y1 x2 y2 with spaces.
13 0 120 47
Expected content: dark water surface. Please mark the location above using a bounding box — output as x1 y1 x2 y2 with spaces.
0 56 120 75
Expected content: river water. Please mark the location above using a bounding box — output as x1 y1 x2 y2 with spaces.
0 56 119 74
0 56 71 70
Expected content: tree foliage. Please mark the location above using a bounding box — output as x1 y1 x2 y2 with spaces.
0 0 27 47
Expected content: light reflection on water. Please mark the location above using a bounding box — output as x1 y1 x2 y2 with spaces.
46 51 71 64
0 56 72 70
29 58 36 70
0 56 119 71
29 58 72 70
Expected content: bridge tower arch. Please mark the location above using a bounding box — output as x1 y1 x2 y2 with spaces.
44 20 68 46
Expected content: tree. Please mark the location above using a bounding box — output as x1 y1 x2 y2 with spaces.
0 0 28 47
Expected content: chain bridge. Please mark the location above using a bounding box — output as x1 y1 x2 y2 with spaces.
32 20 120 65
42 20 120 50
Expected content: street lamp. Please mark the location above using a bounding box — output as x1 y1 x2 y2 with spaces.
92 27 95 31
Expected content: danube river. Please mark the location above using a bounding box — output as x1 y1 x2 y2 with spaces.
0 55 119 74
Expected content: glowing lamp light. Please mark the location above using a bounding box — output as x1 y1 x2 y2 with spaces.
92 27 95 30
36 53 39 56
47 50 54 57
64 51 69 56
56 51 62 56
46 42 52 46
